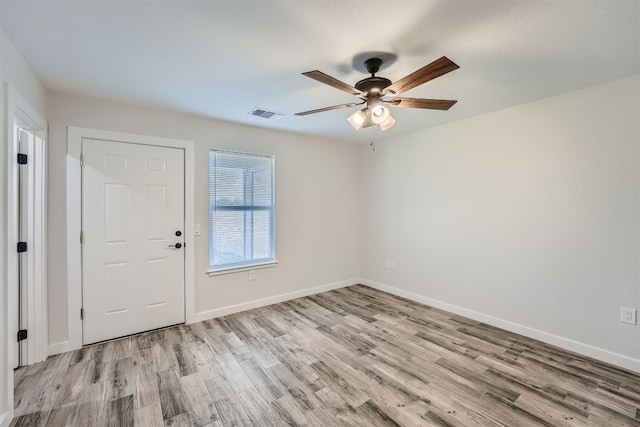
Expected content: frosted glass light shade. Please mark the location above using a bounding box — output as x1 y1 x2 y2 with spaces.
379 115 396 131
347 109 367 130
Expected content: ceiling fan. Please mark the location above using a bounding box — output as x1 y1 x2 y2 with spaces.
296 56 459 131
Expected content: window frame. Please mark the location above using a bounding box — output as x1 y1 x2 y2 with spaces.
207 149 277 274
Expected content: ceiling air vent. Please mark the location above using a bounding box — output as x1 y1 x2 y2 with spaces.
248 107 285 120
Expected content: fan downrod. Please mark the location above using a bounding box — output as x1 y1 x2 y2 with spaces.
364 58 383 76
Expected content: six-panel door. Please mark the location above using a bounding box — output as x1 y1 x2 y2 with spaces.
82 138 185 344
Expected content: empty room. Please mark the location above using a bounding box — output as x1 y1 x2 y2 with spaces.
0 1 639 426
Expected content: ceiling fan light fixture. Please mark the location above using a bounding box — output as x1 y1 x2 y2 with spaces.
347 108 367 130
379 115 396 131
297 55 459 136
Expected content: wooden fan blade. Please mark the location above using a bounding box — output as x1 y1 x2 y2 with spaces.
388 98 457 110
295 102 360 116
302 70 363 96
384 56 459 95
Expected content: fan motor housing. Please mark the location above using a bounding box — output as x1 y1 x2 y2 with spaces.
355 76 392 94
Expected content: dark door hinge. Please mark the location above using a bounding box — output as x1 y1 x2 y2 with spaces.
17 329 27 342
17 153 28 164
80 308 84 320
17 242 27 253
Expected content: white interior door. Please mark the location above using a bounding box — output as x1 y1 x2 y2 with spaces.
82 138 185 344
14 125 47 367
16 128 31 368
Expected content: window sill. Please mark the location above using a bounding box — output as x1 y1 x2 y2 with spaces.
207 260 278 277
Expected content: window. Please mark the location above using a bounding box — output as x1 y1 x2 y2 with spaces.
208 149 276 272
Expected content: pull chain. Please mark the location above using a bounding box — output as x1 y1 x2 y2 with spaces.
369 125 376 151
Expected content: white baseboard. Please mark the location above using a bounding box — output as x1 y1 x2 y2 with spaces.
193 278 359 323
361 279 640 374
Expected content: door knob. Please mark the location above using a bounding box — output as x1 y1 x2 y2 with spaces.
174 243 182 249
175 231 182 236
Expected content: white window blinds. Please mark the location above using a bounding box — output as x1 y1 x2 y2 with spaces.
208 150 275 271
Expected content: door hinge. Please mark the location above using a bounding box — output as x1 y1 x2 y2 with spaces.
17 329 27 342
80 308 84 320
17 153 28 164
80 231 83 244
17 242 27 253
80 153 83 167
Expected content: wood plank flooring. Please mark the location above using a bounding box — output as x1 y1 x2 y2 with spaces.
11 285 640 426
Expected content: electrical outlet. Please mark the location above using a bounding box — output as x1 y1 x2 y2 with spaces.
620 307 637 325
248 270 256 281
385 259 396 270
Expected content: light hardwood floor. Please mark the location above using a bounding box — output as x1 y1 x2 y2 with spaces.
11 285 640 426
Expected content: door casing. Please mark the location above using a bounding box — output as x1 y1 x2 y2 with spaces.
5 85 48 368
61 127 195 355
2 86 47 427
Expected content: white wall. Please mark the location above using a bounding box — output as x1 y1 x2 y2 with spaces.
0 27 47 427
361 75 640 371
0 29 46 117
46 76 640 373
46 92 362 349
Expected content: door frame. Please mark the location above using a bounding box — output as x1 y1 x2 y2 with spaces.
62 126 195 354
5 85 48 367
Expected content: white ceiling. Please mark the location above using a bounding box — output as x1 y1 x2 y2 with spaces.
1 0 638 142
